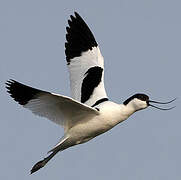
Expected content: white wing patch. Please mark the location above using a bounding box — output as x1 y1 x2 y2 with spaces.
68 47 107 106
25 93 99 132
24 95 65 127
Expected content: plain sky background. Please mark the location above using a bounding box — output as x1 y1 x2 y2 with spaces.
0 0 180 179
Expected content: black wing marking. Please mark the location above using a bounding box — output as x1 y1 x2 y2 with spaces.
81 66 103 103
65 12 98 65
6 79 45 105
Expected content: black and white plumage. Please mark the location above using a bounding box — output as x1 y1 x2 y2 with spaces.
6 80 99 132
65 12 107 106
6 12 175 174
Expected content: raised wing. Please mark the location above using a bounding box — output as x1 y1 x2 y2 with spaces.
6 80 99 132
65 12 108 107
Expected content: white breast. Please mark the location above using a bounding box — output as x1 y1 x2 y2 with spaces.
67 101 125 145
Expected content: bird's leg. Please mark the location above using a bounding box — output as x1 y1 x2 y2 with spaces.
30 150 58 174
30 136 70 174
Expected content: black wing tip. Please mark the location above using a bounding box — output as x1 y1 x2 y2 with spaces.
66 12 79 28
6 79 15 85
65 12 98 64
6 79 41 105
74 11 79 16
5 79 17 92
74 11 82 20
6 79 24 105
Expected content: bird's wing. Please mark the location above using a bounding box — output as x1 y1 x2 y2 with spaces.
65 12 108 107
6 80 99 132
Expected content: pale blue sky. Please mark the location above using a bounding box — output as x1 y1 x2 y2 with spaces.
0 0 180 179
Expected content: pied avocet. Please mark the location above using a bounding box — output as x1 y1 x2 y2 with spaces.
6 12 175 174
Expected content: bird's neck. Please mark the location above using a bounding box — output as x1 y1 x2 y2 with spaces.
120 104 137 120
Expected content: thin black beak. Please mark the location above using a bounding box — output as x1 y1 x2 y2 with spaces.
147 98 176 110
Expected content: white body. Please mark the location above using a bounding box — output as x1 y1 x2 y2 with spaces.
67 102 126 145
54 100 138 152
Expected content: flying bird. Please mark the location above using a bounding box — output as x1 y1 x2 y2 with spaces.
6 12 176 174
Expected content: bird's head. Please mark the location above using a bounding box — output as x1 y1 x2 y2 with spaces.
123 93 176 112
